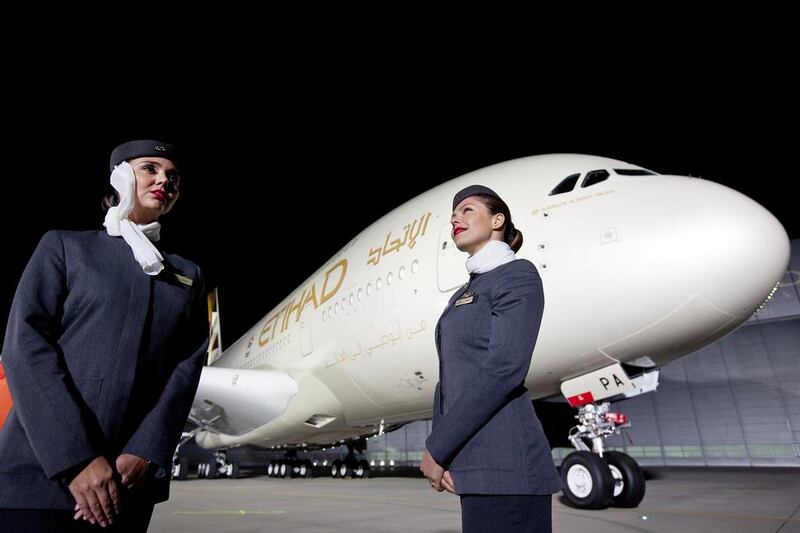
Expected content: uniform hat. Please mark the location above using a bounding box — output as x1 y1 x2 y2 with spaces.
452 184 518 242
452 184 502 211
109 139 179 172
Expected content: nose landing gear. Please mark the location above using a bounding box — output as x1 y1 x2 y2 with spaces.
559 401 645 509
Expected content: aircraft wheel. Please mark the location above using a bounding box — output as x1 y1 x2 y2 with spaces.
206 460 219 479
228 461 240 479
331 460 342 478
174 457 189 481
604 451 645 507
560 451 614 509
355 459 370 479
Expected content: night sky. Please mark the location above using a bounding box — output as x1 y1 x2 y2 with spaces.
3 84 797 350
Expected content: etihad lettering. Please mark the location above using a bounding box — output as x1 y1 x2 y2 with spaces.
367 212 432 267
258 259 348 347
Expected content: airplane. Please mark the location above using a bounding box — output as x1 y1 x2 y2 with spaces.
35 152 788 511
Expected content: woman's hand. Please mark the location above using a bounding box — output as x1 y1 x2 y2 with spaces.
68 455 120 527
420 449 454 492
115 453 150 493
441 470 456 493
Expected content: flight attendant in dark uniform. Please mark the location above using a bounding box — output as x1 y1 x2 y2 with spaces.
0 140 209 532
421 185 563 533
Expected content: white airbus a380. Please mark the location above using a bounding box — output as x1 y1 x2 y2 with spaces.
186 153 789 509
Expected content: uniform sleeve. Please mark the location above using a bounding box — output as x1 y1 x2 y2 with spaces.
121 264 209 475
425 264 544 467
1 230 105 480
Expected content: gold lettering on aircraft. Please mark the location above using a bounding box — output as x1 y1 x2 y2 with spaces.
285 285 320 326
320 260 347 305
531 189 615 215
367 212 432 266
259 259 348 347
259 307 286 347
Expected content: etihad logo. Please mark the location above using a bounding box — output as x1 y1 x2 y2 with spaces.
258 259 348 347
368 212 432 267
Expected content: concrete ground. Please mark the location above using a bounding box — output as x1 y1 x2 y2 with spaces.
148 466 800 532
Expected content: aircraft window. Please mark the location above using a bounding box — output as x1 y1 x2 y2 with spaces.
581 169 610 188
412 260 419 273
349 294 354 305
367 283 372 295
387 272 394 285
376 278 382 291
399 266 406 280
548 173 580 196
614 168 656 176
358 288 363 300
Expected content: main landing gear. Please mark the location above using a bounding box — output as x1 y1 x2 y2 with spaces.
196 450 241 479
266 449 314 479
330 440 371 479
559 401 646 509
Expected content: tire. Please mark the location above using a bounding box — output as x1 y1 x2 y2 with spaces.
560 451 614 509
603 451 645 508
206 460 219 479
298 460 313 478
176 457 189 481
357 459 370 479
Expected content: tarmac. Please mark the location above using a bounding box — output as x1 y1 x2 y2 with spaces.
148 466 800 532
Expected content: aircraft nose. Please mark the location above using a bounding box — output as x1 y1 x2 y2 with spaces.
600 176 790 366
671 176 790 316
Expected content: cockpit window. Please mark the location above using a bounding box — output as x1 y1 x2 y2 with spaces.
549 173 580 196
614 168 657 176
581 169 609 188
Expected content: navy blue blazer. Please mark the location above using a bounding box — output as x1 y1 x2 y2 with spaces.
426 258 564 495
0 229 208 510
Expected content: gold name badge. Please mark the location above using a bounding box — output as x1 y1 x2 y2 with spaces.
174 273 194 287
455 291 476 306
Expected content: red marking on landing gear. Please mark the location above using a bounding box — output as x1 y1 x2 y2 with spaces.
605 412 628 425
567 391 595 407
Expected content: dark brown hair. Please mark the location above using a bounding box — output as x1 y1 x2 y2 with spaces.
475 194 523 253
101 191 119 212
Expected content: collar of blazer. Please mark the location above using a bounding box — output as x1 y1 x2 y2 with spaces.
441 259 521 316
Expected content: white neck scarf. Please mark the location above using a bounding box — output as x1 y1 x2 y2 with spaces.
103 162 165 276
466 239 516 274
